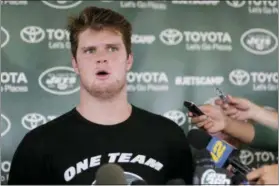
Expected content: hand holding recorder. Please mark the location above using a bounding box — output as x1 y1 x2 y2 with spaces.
215 95 278 129
185 101 228 134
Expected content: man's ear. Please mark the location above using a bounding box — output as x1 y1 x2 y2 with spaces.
126 53 133 71
71 56 79 75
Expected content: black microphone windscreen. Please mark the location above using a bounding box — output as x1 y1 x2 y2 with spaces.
194 149 214 167
166 178 185 185
231 172 248 185
187 129 211 149
95 163 127 185
130 179 147 185
194 149 212 160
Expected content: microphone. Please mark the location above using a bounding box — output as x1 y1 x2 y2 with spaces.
130 179 147 185
166 178 185 185
193 149 215 169
187 130 252 183
231 172 251 185
188 129 235 168
198 168 231 185
95 163 127 185
192 149 232 185
187 129 212 149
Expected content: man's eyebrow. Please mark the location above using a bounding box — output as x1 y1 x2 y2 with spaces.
105 43 122 46
81 43 122 50
80 45 96 50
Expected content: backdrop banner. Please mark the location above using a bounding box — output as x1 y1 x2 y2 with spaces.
1 0 278 184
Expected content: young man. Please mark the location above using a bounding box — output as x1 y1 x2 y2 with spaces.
8 6 194 185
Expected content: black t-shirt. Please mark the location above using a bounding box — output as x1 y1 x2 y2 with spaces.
8 105 194 185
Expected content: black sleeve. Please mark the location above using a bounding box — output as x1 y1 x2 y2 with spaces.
167 126 194 184
249 124 278 151
8 130 50 185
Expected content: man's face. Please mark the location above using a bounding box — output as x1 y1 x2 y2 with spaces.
72 28 133 99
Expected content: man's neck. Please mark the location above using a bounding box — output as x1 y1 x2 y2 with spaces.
76 87 132 125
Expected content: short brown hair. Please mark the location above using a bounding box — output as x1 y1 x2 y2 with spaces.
67 6 132 58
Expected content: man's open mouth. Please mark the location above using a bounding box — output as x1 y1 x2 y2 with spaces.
96 70 110 79
96 70 109 76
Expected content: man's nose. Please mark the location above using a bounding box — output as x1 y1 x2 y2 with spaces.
96 59 108 64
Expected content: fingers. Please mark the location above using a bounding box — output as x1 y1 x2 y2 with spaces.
189 114 208 124
223 108 238 116
216 95 243 111
256 178 264 185
188 113 212 129
196 118 212 128
203 121 213 130
189 104 225 121
227 95 251 110
247 167 264 181
229 114 239 119
247 165 279 184
215 95 235 105
226 94 238 104
198 104 219 115
188 112 216 132
215 98 224 106
188 112 193 117
217 101 234 111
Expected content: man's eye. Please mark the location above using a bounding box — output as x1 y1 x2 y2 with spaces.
108 46 118 52
84 48 95 54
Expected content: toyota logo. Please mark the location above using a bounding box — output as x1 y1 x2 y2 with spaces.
229 69 250 86
20 26 45 43
1 27 10 48
159 29 183 46
239 150 254 166
1 114 11 137
226 0 246 8
21 113 47 130
163 110 186 126
41 1 82 9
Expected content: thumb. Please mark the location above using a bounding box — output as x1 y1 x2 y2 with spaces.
226 95 238 105
215 98 223 106
199 104 215 113
227 95 246 109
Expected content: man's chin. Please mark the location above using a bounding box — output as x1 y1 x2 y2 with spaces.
89 84 124 99
94 83 114 90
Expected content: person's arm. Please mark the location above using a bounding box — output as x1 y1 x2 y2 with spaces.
189 105 278 151
252 105 278 129
215 95 278 129
224 117 278 151
167 126 194 184
189 104 255 144
223 117 255 144
8 130 50 185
